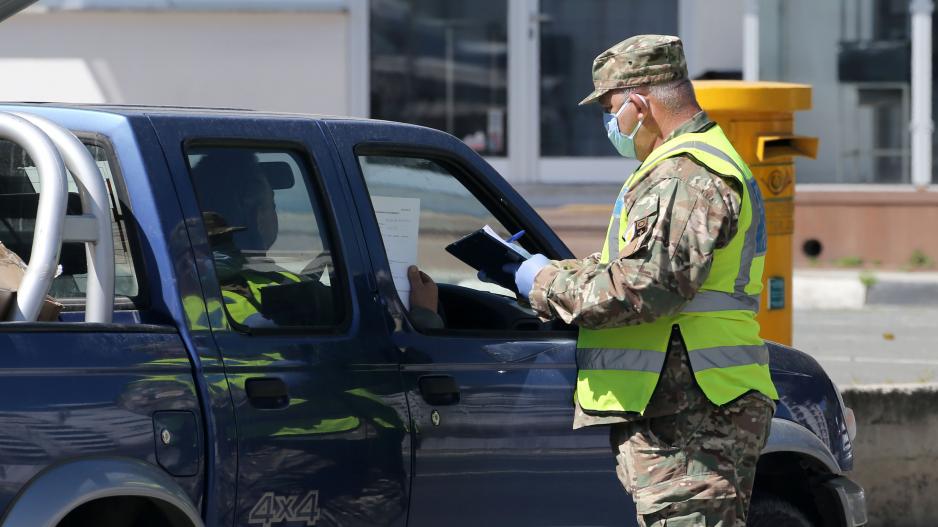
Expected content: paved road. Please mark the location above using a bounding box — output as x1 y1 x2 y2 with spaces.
793 306 938 387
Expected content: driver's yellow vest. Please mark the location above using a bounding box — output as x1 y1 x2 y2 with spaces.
576 125 779 414
221 270 302 325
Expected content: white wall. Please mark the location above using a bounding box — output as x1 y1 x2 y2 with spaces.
760 0 845 184
0 11 349 115
678 0 744 78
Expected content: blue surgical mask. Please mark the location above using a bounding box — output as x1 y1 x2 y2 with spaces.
604 94 646 158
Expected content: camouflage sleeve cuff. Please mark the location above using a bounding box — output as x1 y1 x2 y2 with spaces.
528 264 562 320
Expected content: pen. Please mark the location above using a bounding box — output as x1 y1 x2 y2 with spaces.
506 230 525 243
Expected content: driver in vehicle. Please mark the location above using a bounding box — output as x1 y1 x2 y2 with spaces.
192 150 329 328
201 210 306 327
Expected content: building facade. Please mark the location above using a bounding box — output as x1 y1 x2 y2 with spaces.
1 0 935 267
2 0 659 184
0 1 359 117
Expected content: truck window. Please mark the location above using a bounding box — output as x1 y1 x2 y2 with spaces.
186 146 344 330
0 139 139 301
357 155 518 299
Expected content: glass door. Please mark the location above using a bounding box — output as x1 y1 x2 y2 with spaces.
367 0 680 184
369 0 509 160
535 0 679 183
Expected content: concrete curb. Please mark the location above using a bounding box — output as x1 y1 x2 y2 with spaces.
841 384 938 527
793 270 867 310
793 270 938 310
867 279 938 307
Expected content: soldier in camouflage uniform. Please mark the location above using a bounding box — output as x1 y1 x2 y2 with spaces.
509 35 776 526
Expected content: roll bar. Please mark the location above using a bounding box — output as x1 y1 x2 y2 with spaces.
0 111 115 323
0 113 67 322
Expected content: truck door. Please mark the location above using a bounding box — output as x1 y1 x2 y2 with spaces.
326 120 636 526
151 116 410 527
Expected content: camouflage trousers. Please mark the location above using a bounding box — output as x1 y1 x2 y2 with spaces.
610 393 775 527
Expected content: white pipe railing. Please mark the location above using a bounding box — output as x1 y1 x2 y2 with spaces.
0 113 68 322
14 113 114 323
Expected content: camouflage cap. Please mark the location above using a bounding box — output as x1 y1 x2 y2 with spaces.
202 211 246 239
579 35 688 106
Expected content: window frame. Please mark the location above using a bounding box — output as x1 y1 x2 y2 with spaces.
182 138 353 336
354 142 555 258
351 142 576 336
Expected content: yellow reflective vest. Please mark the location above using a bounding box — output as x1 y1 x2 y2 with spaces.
576 124 779 415
221 270 302 326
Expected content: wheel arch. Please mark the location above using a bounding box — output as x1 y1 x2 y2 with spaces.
762 418 842 474
0 457 203 527
758 419 851 527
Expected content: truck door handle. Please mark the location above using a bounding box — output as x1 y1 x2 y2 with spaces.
419 375 460 406
246 377 289 409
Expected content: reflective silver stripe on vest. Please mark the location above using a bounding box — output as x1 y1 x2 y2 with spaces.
684 290 760 313
576 347 666 373
687 344 769 372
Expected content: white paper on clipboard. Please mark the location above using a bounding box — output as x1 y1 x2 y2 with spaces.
371 195 421 309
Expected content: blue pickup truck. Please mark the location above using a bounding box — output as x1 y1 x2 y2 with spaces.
0 103 866 527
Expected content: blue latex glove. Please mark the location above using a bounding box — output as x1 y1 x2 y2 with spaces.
513 253 550 298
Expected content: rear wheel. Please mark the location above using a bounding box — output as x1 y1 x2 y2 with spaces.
748 493 815 527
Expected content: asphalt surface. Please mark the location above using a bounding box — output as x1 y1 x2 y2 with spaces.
793 306 938 387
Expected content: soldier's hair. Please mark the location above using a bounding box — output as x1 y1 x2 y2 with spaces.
623 79 698 113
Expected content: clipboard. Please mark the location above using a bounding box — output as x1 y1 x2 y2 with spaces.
445 226 530 294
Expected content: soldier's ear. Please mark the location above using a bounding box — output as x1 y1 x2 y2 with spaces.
631 92 650 120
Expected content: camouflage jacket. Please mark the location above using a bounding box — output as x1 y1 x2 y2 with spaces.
529 112 742 330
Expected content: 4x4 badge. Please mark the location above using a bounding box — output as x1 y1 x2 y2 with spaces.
248 491 320 527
